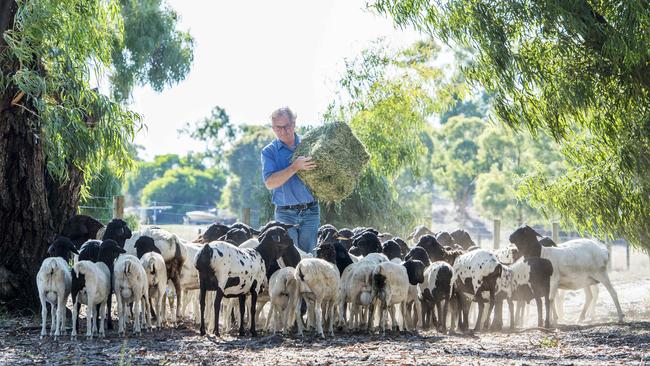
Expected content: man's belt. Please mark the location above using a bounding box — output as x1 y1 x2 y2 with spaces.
278 201 318 210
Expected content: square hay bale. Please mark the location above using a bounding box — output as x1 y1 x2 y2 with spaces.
292 122 370 203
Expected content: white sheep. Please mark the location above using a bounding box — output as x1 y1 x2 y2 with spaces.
36 237 77 339
71 260 110 339
294 257 340 338
113 254 151 336
141 252 167 328
338 253 389 330
125 227 188 323
509 226 624 324
371 260 425 334
268 266 299 334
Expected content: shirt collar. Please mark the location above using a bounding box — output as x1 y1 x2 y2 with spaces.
275 133 300 151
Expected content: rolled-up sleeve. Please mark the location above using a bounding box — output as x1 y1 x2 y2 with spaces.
261 146 277 183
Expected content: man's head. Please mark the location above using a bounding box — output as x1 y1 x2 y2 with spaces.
271 107 296 145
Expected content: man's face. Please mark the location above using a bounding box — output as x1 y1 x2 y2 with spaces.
272 115 295 144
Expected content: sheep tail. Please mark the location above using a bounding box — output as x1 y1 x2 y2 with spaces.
373 267 386 293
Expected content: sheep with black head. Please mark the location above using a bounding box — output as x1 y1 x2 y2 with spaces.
194 226 294 336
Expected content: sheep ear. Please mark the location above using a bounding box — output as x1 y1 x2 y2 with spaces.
117 247 126 254
47 244 55 255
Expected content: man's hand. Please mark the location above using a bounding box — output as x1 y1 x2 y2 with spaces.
292 156 317 171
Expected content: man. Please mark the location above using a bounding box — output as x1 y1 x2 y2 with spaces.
261 107 320 253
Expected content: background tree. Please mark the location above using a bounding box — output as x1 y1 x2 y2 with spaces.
179 106 236 165
140 167 226 223
0 0 193 310
374 1 650 249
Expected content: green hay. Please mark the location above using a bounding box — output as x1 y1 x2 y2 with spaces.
293 122 370 203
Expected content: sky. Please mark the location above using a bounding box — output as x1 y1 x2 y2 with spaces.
129 0 422 161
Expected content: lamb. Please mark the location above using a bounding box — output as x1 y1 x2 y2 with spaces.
37 237 78 338
125 227 187 323
140 251 167 328
268 266 299 334
338 252 389 330
73 239 126 331
113 254 151 336
510 257 554 329
509 225 624 324
452 249 503 332
418 261 454 332
71 260 110 339
61 215 104 249
194 226 294 336
295 242 341 338
371 259 425 334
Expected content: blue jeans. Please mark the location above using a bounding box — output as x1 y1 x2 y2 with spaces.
274 204 320 254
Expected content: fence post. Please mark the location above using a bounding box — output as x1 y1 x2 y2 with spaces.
243 207 251 226
493 219 501 250
113 195 124 219
552 222 560 244
626 242 630 271
477 233 482 248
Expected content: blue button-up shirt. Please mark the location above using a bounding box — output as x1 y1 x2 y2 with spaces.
261 134 316 206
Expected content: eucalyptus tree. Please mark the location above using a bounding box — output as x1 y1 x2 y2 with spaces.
374 1 650 249
0 0 193 309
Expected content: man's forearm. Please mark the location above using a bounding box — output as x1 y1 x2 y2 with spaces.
265 165 298 189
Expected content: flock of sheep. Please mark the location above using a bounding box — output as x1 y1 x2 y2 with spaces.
36 215 625 340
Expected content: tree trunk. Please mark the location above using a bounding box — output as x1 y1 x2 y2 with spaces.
0 1 83 312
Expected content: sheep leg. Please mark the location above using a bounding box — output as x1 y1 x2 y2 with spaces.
87 298 94 339
379 303 387 335
157 289 165 328
400 302 409 332
116 292 125 336
414 298 422 330
250 290 259 337
590 272 624 323
535 297 544 327
49 302 56 336
199 286 207 336
238 295 246 336
490 299 503 331
99 301 107 338
389 305 398 332
172 277 182 324
514 301 523 328
507 299 515 330
213 290 223 337
474 300 485 333
296 295 304 336
544 295 551 328
40 295 48 338
133 297 142 335
441 297 450 333
435 301 443 332
313 299 324 338
587 285 599 319
328 301 335 337
578 285 594 323
55 296 66 338
71 299 78 339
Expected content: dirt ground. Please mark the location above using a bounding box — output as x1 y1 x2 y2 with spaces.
2 248 649 365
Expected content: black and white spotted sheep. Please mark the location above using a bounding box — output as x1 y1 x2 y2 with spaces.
194 226 294 337
452 249 502 332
